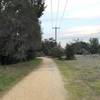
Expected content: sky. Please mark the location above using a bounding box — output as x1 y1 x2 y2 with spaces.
40 0 100 47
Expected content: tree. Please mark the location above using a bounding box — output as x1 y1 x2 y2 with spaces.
0 0 45 64
42 38 57 56
65 44 75 60
72 41 90 55
51 44 64 59
42 38 64 59
31 0 45 18
89 38 99 54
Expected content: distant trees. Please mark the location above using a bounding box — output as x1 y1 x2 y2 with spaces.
89 38 99 54
64 38 100 60
65 44 75 60
69 38 100 55
42 38 64 59
42 38 56 56
0 0 45 64
42 38 100 60
53 44 64 59
72 41 90 55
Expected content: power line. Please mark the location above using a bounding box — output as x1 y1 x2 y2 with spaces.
50 0 68 42
56 0 60 26
50 0 53 32
52 0 60 43
59 0 68 27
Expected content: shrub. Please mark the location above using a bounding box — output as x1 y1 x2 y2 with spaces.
65 44 75 60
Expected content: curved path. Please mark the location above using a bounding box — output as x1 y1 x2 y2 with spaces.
1 57 67 100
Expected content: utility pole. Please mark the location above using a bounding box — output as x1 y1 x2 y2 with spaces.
52 26 60 42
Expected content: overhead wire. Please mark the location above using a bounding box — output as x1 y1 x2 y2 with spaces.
50 0 68 40
55 0 60 26
50 0 53 33
57 0 68 42
59 0 68 27
52 0 61 42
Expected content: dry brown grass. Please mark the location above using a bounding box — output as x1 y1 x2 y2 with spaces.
55 55 100 100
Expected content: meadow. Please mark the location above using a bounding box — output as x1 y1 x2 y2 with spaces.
55 55 100 100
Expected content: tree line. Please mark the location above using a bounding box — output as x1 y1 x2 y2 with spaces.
42 38 100 60
0 0 45 65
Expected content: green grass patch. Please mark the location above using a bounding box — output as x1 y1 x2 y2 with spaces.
0 58 42 95
55 55 100 100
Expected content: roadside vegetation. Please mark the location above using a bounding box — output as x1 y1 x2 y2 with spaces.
55 55 100 100
42 38 64 59
0 0 44 96
0 0 45 65
44 37 100 100
0 58 42 96
42 38 100 60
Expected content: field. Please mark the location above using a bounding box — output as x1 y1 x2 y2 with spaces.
55 55 100 100
0 58 41 96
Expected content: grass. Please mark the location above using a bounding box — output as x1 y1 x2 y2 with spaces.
0 58 42 96
55 55 100 100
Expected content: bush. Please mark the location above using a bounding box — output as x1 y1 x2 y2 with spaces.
65 44 75 60
51 46 64 59
89 38 99 54
42 38 64 59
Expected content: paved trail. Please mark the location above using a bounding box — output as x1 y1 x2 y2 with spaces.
1 57 67 100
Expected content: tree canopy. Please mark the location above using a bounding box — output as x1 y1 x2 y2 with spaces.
0 0 45 64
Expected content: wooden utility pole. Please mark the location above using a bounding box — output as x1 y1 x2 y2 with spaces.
52 26 60 42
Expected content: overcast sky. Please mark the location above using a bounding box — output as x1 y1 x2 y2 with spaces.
40 0 100 47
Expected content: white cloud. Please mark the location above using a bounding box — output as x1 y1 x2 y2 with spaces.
68 0 99 7
45 0 67 12
60 25 100 36
66 2 100 18
59 32 100 47
57 25 100 46
43 0 100 19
